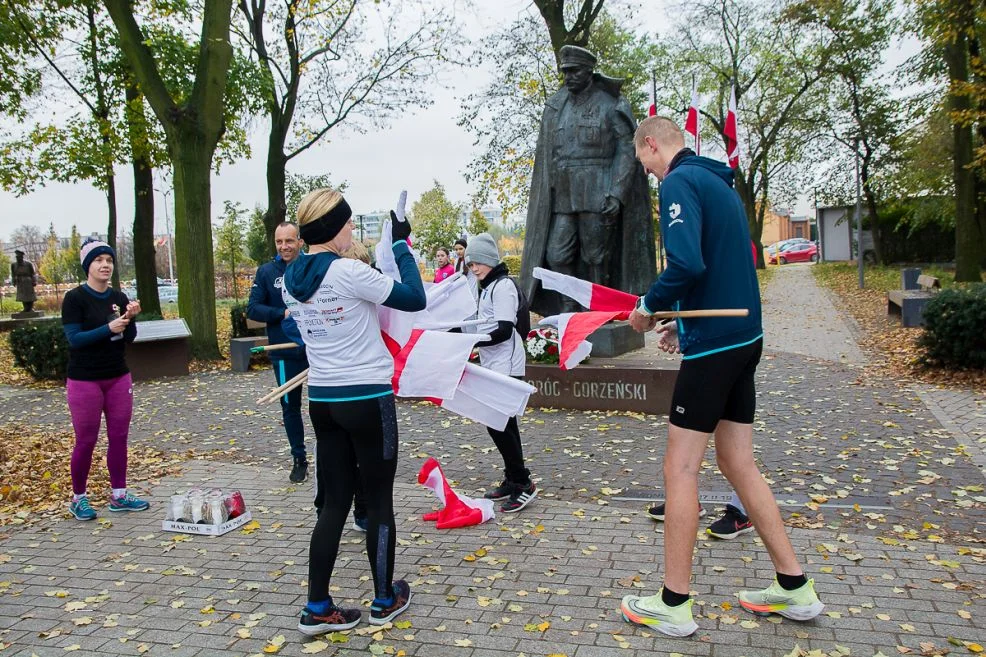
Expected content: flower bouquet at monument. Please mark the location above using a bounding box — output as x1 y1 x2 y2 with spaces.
525 328 561 365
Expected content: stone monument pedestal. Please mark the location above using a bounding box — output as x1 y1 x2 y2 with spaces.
525 357 678 413
585 321 644 358
11 311 43 319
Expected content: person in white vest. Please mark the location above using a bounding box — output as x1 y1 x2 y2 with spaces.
466 233 538 513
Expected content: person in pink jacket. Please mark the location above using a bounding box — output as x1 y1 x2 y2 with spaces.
433 247 455 283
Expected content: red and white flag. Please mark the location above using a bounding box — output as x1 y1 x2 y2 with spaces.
391 329 486 399
540 310 630 370
648 86 657 117
437 363 535 430
533 267 638 312
685 80 701 155
724 86 740 169
418 457 494 529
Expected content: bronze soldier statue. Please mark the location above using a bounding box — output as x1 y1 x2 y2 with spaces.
11 249 38 313
521 45 655 316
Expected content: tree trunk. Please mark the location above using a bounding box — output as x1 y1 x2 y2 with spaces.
263 140 288 256
173 141 220 359
126 82 161 316
945 36 983 281
860 153 883 265
103 173 120 288
863 186 883 265
131 157 159 316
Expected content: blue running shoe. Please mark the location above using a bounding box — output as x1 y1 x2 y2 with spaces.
69 496 97 521
108 492 150 512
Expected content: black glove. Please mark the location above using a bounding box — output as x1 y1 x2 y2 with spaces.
390 210 412 243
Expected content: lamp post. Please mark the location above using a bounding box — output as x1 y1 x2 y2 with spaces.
162 188 174 282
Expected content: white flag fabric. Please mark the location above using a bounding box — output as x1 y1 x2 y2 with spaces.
437 363 535 431
392 329 488 399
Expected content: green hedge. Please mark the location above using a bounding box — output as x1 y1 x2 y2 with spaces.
231 303 273 339
502 255 522 275
9 322 69 381
918 284 986 369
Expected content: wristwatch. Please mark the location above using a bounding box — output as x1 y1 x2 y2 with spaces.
634 296 655 316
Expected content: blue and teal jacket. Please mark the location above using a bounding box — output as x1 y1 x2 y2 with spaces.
247 255 306 361
641 149 763 359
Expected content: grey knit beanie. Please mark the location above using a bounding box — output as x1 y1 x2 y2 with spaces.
464 232 500 268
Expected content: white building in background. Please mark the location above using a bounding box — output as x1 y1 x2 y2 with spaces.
353 211 387 242
459 206 504 232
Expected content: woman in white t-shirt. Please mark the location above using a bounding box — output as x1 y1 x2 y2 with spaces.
465 233 538 514
280 188 425 635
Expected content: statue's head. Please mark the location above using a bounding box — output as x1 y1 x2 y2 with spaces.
14 249 24 262
559 45 597 95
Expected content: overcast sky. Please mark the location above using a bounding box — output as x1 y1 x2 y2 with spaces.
1 0 915 246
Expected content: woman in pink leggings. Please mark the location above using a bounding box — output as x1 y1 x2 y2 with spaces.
61 238 149 521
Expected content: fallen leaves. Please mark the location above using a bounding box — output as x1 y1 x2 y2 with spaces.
0 424 197 528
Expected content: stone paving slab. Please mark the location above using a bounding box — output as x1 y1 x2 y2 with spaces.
2 461 984 657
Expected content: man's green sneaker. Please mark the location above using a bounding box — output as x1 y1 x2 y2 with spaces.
620 590 698 637
738 578 824 620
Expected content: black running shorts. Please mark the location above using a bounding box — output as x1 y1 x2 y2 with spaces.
668 338 763 433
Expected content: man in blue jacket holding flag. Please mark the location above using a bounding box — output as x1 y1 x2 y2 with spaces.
620 117 823 636
248 222 310 483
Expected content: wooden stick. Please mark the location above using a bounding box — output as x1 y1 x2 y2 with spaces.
250 342 298 353
650 309 749 319
258 373 308 404
256 368 309 404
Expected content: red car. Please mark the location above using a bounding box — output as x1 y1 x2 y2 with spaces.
772 241 818 264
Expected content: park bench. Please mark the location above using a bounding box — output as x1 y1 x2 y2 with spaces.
887 273 940 328
127 318 191 380
229 318 268 372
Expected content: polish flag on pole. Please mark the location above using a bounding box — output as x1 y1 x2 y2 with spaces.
685 80 701 155
540 310 630 370
725 85 740 169
648 87 657 117
418 457 494 529
533 267 638 312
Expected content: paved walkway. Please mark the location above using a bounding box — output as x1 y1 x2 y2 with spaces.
2 264 985 656
761 264 866 365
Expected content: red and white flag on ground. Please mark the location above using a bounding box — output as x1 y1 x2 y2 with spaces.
725 85 740 169
418 457 494 529
685 80 701 155
540 310 631 370
533 267 638 312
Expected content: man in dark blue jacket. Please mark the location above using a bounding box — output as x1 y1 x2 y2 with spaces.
248 222 310 483
620 117 822 636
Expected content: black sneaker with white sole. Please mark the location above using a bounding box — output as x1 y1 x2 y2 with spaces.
483 480 517 501
501 482 537 513
369 579 412 625
297 604 361 635
706 504 754 539
645 502 707 522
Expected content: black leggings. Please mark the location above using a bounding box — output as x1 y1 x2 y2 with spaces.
307 395 399 603
487 416 531 486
